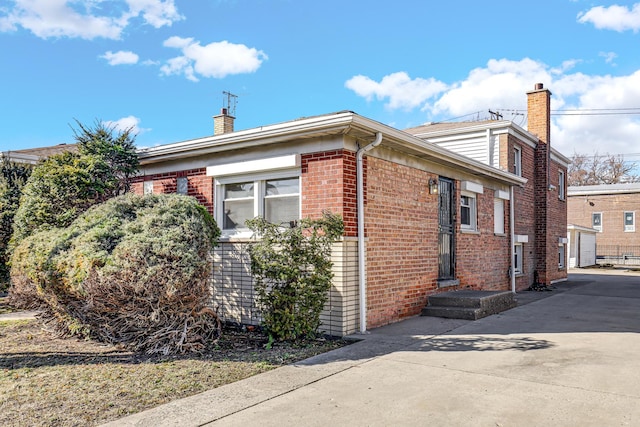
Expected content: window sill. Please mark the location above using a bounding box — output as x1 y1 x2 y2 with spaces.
494 233 507 237
437 279 460 288
461 229 480 235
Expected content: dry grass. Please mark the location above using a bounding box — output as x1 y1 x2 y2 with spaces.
0 317 348 426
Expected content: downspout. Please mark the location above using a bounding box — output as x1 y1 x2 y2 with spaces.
510 185 516 293
356 132 383 334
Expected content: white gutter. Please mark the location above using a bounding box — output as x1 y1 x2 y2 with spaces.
356 132 382 334
510 185 516 293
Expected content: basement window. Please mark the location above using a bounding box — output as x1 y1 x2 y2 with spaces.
514 243 523 275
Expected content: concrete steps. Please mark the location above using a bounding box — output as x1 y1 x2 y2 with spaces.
421 290 517 320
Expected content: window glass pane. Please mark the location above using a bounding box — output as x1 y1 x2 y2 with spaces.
625 212 634 226
494 198 504 234
223 199 254 229
143 181 153 195
177 177 188 194
461 205 470 226
515 244 523 273
265 196 299 225
592 214 601 226
265 178 299 196
225 182 254 198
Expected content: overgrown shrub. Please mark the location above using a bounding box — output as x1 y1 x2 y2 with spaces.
247 212 344 341
11 121 139 245
9 193 221 354
0 158 32 291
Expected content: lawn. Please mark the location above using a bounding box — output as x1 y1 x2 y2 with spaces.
0 315 348 426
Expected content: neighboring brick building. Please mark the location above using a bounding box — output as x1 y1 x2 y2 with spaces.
568 183 640 264
133 83 568 335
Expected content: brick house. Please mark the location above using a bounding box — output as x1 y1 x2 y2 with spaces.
133 84 568 335
567 183 640 265
405 83 569 290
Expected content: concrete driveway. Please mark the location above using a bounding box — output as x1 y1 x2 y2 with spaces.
107 269 640 427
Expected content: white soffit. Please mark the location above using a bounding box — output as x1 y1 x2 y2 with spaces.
515 234 529 243
206 154 300 177
461 181 484 194
495 189 510 200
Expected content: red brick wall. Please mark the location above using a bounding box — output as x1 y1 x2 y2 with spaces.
131 168 214 213
507 135 537 290
568 192 640 246
301 149 358 237
547 162 568 283
455 181 511 292
363 157 511 329
364 157 439 328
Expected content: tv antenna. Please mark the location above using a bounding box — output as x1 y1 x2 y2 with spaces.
488 109 503 120
222 91 238 117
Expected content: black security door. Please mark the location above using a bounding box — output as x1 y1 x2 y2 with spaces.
438 177 455 280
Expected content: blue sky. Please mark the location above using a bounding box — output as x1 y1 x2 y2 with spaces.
1 1 640 165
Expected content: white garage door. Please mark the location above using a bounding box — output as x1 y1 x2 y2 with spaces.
579 232 596 267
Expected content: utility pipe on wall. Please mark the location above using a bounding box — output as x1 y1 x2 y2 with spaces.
356 132 382 334
510 185 516 293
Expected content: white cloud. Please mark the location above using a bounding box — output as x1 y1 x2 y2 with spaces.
0 0 183 40
160 36 268 81
599 51 618 65
101 50 139 65
345 72 447 111
104 116 150 135
346 58 640 157
578 3 640 32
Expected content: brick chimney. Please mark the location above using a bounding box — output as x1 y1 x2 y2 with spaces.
526 82 551 145
213 108 235 135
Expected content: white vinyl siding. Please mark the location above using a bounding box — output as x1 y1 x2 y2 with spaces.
435 132 500 168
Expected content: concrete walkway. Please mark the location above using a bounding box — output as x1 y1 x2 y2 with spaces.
103 269 640 426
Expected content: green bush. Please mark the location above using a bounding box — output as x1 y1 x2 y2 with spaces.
11 121 139 245
9 193 221 354
247 212 344 341
11 151 116 243
0 158 32 291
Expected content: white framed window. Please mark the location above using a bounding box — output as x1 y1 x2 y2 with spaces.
514 243 523 274
143 180 154 195
216 170 300 235
494 198 505 234
558 169 565 200
177 177 188 195
624 211 635 232
592 212 602 232
513 146 522 177
460 192 477 231
558 244 566 269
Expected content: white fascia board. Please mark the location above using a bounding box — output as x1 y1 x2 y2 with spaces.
551 149 570 167
567 224 599 233
410 120 512 139
138 111 357 164
461 181 484 194
207 154 300 177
